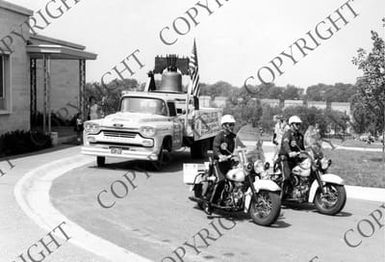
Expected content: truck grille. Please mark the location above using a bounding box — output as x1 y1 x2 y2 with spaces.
102 130 138 139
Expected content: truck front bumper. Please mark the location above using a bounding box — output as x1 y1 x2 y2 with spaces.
81 145 159 161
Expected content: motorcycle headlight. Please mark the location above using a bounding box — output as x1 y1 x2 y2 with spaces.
84 122 100 134
253 160 264 174
246 162 253 172
140 126 156 137
320 158 331 170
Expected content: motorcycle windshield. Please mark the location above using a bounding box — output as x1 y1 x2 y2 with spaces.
235 125 265 163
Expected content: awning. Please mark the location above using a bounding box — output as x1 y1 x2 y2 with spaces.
27 44 97 60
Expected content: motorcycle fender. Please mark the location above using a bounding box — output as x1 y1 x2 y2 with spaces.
244 180 281 213
253 179 281 193
308 174 345 202
190 175 204 192
244 188 252 213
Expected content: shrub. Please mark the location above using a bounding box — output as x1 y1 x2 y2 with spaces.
0 130 52 157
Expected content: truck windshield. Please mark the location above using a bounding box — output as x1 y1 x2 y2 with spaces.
120 97 168 116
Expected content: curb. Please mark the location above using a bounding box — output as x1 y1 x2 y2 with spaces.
14 154 153 262
345 185 385 202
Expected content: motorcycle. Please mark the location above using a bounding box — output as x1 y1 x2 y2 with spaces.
183 125 282 226
260 144 347 215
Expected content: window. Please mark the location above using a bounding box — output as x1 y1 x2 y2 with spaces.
0 55 9 111
0 56 3 98
120 97 168 116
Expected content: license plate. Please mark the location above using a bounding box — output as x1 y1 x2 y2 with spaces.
111 148 122 154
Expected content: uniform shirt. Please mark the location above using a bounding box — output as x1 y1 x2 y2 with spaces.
212 130 236 159
279 129 305 156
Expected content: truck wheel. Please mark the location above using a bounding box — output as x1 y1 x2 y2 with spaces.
191 139 209 159
151 144 169 171
97 156 105 167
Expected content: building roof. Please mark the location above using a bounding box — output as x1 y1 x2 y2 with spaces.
0 0 33 16
27 45 97 60
27 35 97 60
30 35 86 50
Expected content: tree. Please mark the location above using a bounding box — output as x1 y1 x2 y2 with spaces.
352 26 385 136
306 83 356 102
283 84 301 100
352 19 385 161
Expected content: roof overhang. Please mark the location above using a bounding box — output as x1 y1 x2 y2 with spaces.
0 1 33 16
27 45 97 60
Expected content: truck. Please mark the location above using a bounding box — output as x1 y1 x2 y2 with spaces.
81 55 222 170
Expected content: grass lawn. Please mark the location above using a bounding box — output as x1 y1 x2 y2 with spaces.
330 138 383 148
324 149 385 188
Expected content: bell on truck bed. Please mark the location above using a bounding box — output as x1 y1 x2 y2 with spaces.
159 69 183 93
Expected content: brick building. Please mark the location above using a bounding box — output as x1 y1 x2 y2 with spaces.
0 1 97 135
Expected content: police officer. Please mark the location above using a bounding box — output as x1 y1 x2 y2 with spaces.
202 114 236 215
212 114 236 175
279 115 305 180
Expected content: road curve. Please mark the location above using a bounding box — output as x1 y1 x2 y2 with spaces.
14 154 152 262
48 148 384 262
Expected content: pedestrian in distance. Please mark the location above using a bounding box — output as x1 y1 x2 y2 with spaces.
88 96 102 120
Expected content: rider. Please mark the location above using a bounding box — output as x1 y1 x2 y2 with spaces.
278 115 305 180
202 114 236 214
213 114 237 176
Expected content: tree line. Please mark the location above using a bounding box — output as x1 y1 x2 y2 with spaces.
199 81 356 102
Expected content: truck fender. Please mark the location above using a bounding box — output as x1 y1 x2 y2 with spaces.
244 180 281 212
308 174 345 202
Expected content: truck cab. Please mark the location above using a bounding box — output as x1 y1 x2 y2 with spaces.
82 55 222 169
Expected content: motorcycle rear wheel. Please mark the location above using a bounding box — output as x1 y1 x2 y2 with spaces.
314 183 346 215
249 191 281 226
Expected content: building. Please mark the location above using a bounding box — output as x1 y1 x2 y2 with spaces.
0 1 97 135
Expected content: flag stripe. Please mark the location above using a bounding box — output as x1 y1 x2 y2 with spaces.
189 39 200 97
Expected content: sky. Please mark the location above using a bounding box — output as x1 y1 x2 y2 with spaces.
9 0 385 89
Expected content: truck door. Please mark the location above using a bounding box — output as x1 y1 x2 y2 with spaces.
173 120 183 149
167 101 183 149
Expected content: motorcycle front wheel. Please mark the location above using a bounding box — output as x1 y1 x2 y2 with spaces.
314 183 346 215
249 191 281 226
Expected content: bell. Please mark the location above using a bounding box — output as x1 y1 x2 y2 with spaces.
159 70 183 93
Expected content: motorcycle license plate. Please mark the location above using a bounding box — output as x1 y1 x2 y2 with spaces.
111 148 123 154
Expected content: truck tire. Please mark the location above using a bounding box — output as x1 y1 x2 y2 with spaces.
97 156 105 167
150 142 169 171
191 139 209 159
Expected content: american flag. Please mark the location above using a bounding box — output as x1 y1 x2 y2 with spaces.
189 39 200 97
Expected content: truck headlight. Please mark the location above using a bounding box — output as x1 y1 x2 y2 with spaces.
84 122 100 134
140 126 156 137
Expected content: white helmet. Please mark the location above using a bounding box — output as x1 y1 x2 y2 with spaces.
221 114 236 125
288 115 302 125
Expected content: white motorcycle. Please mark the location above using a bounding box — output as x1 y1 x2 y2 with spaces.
260 145 347 215
183 125 282 226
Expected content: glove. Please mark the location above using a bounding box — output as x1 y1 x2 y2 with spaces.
219 155 229 162
288 152 299 158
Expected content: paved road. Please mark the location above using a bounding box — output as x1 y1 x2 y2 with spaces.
49 149 385 262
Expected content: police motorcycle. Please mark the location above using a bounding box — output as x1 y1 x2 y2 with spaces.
260 144 347 215
183 125 282 226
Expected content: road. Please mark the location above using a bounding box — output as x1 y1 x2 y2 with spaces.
47 148 384 262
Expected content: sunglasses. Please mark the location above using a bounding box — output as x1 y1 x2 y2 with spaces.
293 123 301 126
227 123 235 127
